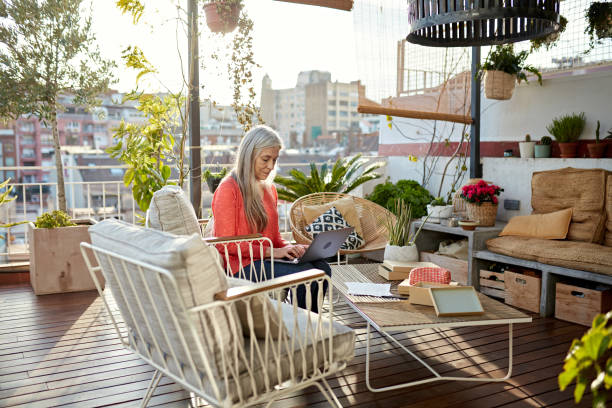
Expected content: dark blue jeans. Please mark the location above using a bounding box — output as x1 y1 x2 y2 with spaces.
247 259 331 313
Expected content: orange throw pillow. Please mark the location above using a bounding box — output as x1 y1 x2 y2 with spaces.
499 208 573 240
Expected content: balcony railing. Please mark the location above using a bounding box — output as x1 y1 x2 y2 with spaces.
0 156 387 263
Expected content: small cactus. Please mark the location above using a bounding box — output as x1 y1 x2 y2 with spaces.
596 120 600 143
540 136 552 145
525 134 531 142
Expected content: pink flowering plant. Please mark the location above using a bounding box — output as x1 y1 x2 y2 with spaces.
460 180 503 206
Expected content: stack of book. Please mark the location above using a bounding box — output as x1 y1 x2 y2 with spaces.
378 259 438 280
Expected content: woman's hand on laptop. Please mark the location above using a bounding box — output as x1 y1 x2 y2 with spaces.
272 244 307 260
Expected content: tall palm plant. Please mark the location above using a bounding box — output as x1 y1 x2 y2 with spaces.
274 154 384 202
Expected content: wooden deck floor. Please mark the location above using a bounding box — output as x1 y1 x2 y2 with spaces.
0 284 591 407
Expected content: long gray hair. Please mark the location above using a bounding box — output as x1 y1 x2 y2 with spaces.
232 125 283 232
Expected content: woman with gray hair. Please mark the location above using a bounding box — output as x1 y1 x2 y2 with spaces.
212 125 331 312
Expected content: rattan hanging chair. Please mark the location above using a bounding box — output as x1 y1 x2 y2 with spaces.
289 192 396 255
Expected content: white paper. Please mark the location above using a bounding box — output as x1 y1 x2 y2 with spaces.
346 282 393 297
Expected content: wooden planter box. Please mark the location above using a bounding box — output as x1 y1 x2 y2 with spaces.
555 283 612 327
419 251 468 285
479 270 505 300
28 220 103 295
504 269 541 313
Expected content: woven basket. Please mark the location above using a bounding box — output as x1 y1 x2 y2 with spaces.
484 70 516 100
453 178 490 217
466 202 498 226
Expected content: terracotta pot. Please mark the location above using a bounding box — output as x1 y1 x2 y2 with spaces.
558 142 578 158
587 143 607 158
204 3 240 33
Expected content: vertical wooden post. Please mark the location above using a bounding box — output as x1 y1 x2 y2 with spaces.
188 0 202 217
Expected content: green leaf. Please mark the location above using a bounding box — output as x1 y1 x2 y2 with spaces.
575 375 588 403
161 165 171 181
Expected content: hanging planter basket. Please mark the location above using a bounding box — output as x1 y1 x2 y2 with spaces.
204 3 241 33
587 2 612 41
484 71 517 100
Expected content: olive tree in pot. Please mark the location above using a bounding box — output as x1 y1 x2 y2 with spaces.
384 198 429 263
534 136 552 158
546 112 586 158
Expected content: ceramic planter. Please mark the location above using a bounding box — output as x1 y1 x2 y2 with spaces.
558 142 578 158
28 219 103 295
534 144 551 158
519 141 536 158
587 143 607 158
427 204 453 219
384 244 418 263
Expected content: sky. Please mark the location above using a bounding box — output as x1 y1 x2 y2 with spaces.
90 0 360 105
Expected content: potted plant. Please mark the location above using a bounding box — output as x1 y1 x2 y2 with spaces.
586 2 612 50
203 0 242 33
535 136 552 158
477 44 542 100
546 112 586 158
27 211 102 295
559 312 612 407
588 120 608 158
203 166 229 193
366 179 433 219
426 196 453 219
384 198 428 262
519 134 536 158
530 15 568 51
459 180 503 226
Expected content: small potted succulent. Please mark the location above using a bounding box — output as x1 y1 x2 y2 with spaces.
519 134 536 158
535 136 552 158
459 180 503 227
546 112 586 158
477 44 542 100
587 120 608 158
586 2 612 50
203 166 229 193
426 196 453 219
203 0 242 33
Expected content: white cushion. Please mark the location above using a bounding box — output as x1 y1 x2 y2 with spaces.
88 219 242 378
148 185 200 236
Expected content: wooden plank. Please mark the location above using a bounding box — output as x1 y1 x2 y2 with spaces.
357 105 473 125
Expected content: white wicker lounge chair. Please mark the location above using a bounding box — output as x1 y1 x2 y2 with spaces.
81 219 354 407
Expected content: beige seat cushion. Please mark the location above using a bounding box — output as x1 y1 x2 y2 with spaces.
89 219 242 378
499 208 573 240
486 236 612 275
227 277 286 340
148 185 201 236
605 175 612 247
531 168 607 243
302 196 364 239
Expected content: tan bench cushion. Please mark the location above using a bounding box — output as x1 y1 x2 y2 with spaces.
499 208 573 240
486 236 612 275
531 168 607 243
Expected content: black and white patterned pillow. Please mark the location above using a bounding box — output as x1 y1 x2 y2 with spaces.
305 206 365 250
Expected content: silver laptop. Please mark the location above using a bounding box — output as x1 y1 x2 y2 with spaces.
276 227 354 264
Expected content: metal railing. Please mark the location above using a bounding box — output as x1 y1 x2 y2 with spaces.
0 156 387 263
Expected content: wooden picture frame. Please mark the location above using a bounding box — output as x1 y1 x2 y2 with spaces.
429 286 484 317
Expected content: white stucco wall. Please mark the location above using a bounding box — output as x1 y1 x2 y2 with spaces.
381 68 612 202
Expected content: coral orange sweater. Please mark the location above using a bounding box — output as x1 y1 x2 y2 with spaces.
211 176 288 274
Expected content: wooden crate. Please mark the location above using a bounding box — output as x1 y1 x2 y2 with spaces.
504 270 541 313
479 270 505 300
555 283 612 327
419 251 468 285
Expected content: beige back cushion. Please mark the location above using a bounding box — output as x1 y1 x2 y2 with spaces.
89 219 242 377
606 175 612 247
499 208 573 240
149 185 200 236
531 168 607 243
302 196 364 238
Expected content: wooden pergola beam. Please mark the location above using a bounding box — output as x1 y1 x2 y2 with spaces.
273 0 353 11
357 104 473 125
